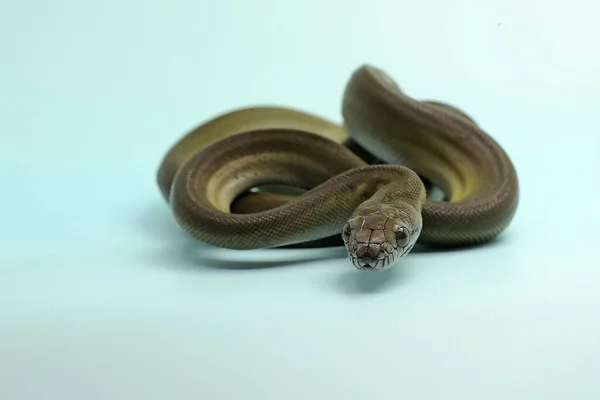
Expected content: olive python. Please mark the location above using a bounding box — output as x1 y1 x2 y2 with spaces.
156 65 519 271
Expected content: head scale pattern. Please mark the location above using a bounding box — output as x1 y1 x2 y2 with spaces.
342 210 421 271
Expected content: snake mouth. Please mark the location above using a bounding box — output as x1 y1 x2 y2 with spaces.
351 256 390 272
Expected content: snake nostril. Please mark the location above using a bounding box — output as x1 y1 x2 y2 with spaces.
356 244 369 257
367 245 380 259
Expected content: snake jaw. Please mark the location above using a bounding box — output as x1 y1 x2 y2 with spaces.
342 211 420 271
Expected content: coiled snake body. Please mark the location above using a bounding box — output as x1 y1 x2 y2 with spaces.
157 65 519 271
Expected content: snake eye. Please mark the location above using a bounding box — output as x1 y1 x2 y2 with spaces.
394 226 410 247
342 223 352 241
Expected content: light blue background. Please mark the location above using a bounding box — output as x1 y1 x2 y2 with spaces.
2 1 599 399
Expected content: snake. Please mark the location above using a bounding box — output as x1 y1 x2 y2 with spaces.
156 64 519 271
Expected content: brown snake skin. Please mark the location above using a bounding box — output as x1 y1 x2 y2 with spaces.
157 65 519 271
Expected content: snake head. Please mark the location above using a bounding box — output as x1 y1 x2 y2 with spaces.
341 210 421 271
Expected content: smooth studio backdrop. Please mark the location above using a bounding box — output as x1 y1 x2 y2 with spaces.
1 0 599 399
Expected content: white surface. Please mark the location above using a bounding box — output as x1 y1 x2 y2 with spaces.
2 1 599 399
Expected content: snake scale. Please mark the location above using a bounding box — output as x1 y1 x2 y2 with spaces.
157 65 519 271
